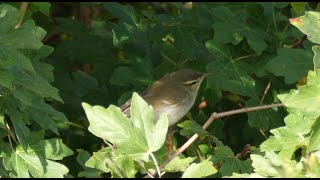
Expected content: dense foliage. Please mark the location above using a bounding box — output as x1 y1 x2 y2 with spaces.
1 2 320 178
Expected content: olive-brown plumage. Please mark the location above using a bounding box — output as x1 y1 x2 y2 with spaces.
121 69 208 126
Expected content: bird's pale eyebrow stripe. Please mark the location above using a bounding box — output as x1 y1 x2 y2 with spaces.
184 78 201 85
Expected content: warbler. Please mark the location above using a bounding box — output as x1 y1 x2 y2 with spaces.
121 69 208 126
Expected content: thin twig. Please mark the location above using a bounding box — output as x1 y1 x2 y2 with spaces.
258 81 272 139
292 35 307 48
144 103 284 178
150 152 162 178
236 144 252 158
260 81 271 104
15 2 28 29
146 171 154 178
259 129 268 140
4 119 18 144
160 53 178 67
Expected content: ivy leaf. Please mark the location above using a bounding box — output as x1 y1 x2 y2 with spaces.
211 146 252 176
82 92 168 161
181 159 217 178
290 11 320 45
265 48 313 84
164 157 195 172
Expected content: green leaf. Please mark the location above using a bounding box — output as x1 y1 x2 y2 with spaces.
181 159 217 178
76 149 102 178
126 92 168 153
12 88 67 134
27 138 74 160
164 157 195 172
85 148 111 173
9 139 73 178
212 146 252 176
307 69 320 85
226 172 264 178
82 102 148 160
278 85 320 116
250 151 304 178
72 71 98 97
308 117 320 153
85 147 137 178
104 2 137 26
290 11 320 45
30 2 51 16
257 2 288 24
0 10 46 50
205 40 231 60
312 46 320 70
82 92 168 161
242 27 267 55
177 120 209 137
246 98 284 131
265 48 313 84
211 6 246 45
291 2 308 15
4 97 30 148
205 45 257 97
303 150 320 178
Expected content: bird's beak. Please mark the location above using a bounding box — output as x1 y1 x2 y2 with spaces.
203 72 211 78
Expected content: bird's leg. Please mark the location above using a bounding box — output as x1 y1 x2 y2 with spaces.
167 127 173 159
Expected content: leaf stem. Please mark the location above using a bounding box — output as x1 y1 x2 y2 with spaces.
150 152 162 178
233 54 257 61
160 53 178 67
144 103 284 178
65 121 86 129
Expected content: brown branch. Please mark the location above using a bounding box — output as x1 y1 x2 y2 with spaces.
144 103 284 178
292 35 307 48
260 81 271 104
236 144 252 159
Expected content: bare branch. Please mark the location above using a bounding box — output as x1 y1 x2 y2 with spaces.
144 103 284 178
15 2 28 29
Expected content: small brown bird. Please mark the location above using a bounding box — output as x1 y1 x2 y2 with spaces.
121 69 208 126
